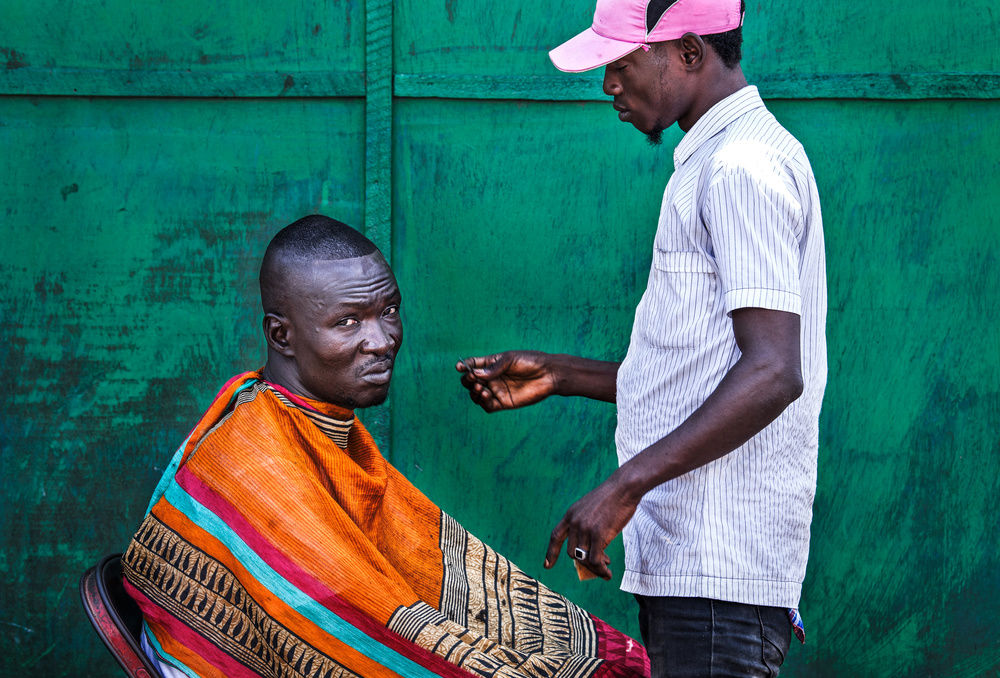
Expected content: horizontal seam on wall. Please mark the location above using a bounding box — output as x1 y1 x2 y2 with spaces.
2 70 1000 100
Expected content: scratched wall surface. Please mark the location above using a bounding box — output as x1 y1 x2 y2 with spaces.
394 0 1000 76
0 0 365 96
784 99 1000 675
1 2 999 678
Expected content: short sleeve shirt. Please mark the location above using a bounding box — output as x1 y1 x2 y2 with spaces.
615 86 827 608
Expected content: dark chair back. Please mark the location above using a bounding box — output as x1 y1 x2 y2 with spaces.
80 553 164 678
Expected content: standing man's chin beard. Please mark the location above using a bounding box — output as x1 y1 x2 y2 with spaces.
645 125 665 146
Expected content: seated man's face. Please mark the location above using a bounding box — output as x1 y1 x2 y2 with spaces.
283 252 402 409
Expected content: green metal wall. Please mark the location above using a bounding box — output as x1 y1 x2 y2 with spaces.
1 1 997 676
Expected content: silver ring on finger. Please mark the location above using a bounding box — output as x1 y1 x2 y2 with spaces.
574 547 588 561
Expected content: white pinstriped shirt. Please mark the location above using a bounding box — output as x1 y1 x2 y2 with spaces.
616 86 827 608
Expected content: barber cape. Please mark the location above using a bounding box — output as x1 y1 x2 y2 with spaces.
123 372 649 678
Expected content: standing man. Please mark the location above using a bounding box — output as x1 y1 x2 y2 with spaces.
458 0 827 676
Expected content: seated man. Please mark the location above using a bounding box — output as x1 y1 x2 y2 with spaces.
123 215 649 678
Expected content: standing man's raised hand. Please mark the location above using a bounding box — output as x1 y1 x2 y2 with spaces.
456 351 560 412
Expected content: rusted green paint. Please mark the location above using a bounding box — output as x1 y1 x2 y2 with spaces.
0 0 364 75
1 0 999 677
392 0 1000 76
772 98 1000 675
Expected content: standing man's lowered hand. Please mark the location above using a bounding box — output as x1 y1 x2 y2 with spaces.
544 470 639 581
456 351 558 412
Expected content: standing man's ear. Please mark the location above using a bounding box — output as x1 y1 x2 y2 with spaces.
678 32 706 68
263 313 294 356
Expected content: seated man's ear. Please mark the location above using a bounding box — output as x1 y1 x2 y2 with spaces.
263 313 294 356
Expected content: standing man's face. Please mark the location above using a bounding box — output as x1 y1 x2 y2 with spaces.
278 253 403 409
602 42 691 142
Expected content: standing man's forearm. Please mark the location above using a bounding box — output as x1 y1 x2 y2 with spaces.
613 312 802 500
547 354 620 403
457 351 619 411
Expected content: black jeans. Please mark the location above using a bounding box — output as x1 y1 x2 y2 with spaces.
635 595 791 678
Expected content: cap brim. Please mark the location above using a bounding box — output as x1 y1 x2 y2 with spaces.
548 27 643 73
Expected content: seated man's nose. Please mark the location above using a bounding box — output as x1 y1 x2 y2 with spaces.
362 325 394 352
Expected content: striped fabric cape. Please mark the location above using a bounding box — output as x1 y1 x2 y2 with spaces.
123 371 650 678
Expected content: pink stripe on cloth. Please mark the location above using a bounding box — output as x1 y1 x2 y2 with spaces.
261 380 322 412
124 578 259 677
217 371 255 401
176 371 259 458
173 466 472 678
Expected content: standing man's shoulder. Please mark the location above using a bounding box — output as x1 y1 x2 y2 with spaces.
713 93 807 168
701 90 819 210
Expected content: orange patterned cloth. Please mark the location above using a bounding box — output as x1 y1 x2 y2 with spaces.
123 371 650 678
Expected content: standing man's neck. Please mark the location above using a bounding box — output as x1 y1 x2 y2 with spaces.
678 65 748 133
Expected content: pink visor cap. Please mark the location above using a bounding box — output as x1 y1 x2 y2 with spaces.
549 0 743 73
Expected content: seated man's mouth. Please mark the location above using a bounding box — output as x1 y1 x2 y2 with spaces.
363 369 392 385
360 359 394 384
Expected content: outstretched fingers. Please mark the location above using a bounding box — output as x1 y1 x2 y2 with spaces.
456 353 505 376
457 355 501 410
544 519 568 569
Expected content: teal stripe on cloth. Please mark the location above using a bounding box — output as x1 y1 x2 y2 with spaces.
145 380 260 516
162 481 441 678
145 439 189 516
143 621 199 678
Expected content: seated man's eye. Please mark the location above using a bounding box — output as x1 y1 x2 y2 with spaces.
383 306 399 317
338 318 359 326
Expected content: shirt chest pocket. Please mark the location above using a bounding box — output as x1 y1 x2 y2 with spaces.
639 250 718 350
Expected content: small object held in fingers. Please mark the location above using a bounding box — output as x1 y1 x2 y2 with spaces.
459 357 477 377
574 547 588 560
574 559 599 581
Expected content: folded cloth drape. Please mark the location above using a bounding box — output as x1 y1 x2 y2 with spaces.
123 371 650 678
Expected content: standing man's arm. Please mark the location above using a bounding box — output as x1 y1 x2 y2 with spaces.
545 306 803 579
456 308 802 580
457 351 620 408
